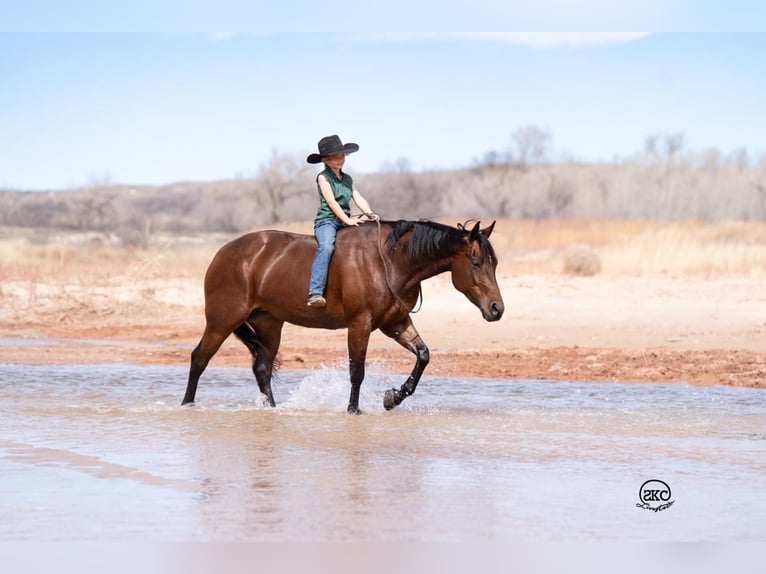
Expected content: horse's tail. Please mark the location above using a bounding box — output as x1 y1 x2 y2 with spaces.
232 323 282 374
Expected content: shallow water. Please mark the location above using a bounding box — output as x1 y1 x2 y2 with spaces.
1 362 765 541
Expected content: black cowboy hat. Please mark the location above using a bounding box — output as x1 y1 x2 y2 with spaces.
306 134 359 164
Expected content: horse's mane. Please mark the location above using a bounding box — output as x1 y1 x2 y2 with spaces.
383 219 495 261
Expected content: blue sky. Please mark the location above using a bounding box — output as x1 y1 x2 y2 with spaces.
1 31 766 190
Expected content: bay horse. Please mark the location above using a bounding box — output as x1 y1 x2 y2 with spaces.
182 219 504 413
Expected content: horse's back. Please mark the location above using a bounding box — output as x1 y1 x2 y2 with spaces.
210 225 381 272
203 226 386 326
205 229 314 291
214 229 312 259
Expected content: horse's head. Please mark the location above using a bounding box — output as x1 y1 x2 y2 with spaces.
450 221 505 322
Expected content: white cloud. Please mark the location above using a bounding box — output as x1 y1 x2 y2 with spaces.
207 32 276 42
369 32 651 48
209 32 235 41
464 32 652 47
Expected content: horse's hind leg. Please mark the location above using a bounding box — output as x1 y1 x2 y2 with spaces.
183 325 230 405
235 315 283 407
380 318 430 410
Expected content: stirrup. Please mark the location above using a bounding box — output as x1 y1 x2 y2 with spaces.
307 294 326 307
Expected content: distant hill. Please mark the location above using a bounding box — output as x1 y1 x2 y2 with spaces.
3 158 765 247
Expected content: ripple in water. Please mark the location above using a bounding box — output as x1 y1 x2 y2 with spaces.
1 362 765 541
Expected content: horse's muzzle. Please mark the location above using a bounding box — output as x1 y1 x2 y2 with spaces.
483 300 504 322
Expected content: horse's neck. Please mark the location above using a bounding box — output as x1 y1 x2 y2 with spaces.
395 254 452 291
379 225 456 291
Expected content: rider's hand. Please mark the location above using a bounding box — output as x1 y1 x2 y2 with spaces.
358 213 379 223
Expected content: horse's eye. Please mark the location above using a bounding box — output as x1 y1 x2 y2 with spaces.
471 256 481 268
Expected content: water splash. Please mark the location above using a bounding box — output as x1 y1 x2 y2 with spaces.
281 362 396 414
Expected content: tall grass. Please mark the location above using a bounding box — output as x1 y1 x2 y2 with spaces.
600 221 766 277
487 219 766 277
3 220 766 291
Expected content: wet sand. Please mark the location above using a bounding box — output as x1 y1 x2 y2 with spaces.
3 363 765 543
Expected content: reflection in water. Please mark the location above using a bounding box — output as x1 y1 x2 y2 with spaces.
0 363 765 541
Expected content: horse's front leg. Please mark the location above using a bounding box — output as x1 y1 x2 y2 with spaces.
380 317 430 410
347 321 372 415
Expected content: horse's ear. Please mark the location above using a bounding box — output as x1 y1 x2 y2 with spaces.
468 221 482 242
481 221 496 238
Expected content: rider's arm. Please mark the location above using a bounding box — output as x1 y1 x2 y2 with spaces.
351 185 379 220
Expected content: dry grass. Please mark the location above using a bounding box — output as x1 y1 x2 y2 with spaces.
599 221 766 277
487 219 766 278
0 228 222 324
3 219 766 306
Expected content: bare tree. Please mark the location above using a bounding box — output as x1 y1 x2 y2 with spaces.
371 157 428 218
512 125 551 170
700 147 722 170
0 191 20 225
473 150 510 168
546 175 574 217
8 138 766 230
753 158 766 220
729 148 750 172
380 156 413 174
254 150 312 223
644 134 666 164
645 132 685 165
72 193 117 230
663 133 685 164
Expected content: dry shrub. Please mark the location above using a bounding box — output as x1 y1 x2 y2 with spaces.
599 220 766 276
701 220 766 244
562 244 602 276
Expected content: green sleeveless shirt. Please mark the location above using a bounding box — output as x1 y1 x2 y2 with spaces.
314 167 353 224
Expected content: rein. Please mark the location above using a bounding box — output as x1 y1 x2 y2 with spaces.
362 214 423 314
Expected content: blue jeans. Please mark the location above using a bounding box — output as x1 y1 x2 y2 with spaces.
309 219 345 296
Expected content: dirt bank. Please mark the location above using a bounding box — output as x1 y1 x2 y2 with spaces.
2 274 764 388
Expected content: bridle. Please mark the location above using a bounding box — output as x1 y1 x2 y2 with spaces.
360 213 423 314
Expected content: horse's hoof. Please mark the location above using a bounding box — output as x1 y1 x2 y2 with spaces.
347 406 363 415
383 388 398 411
259 393 276 408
